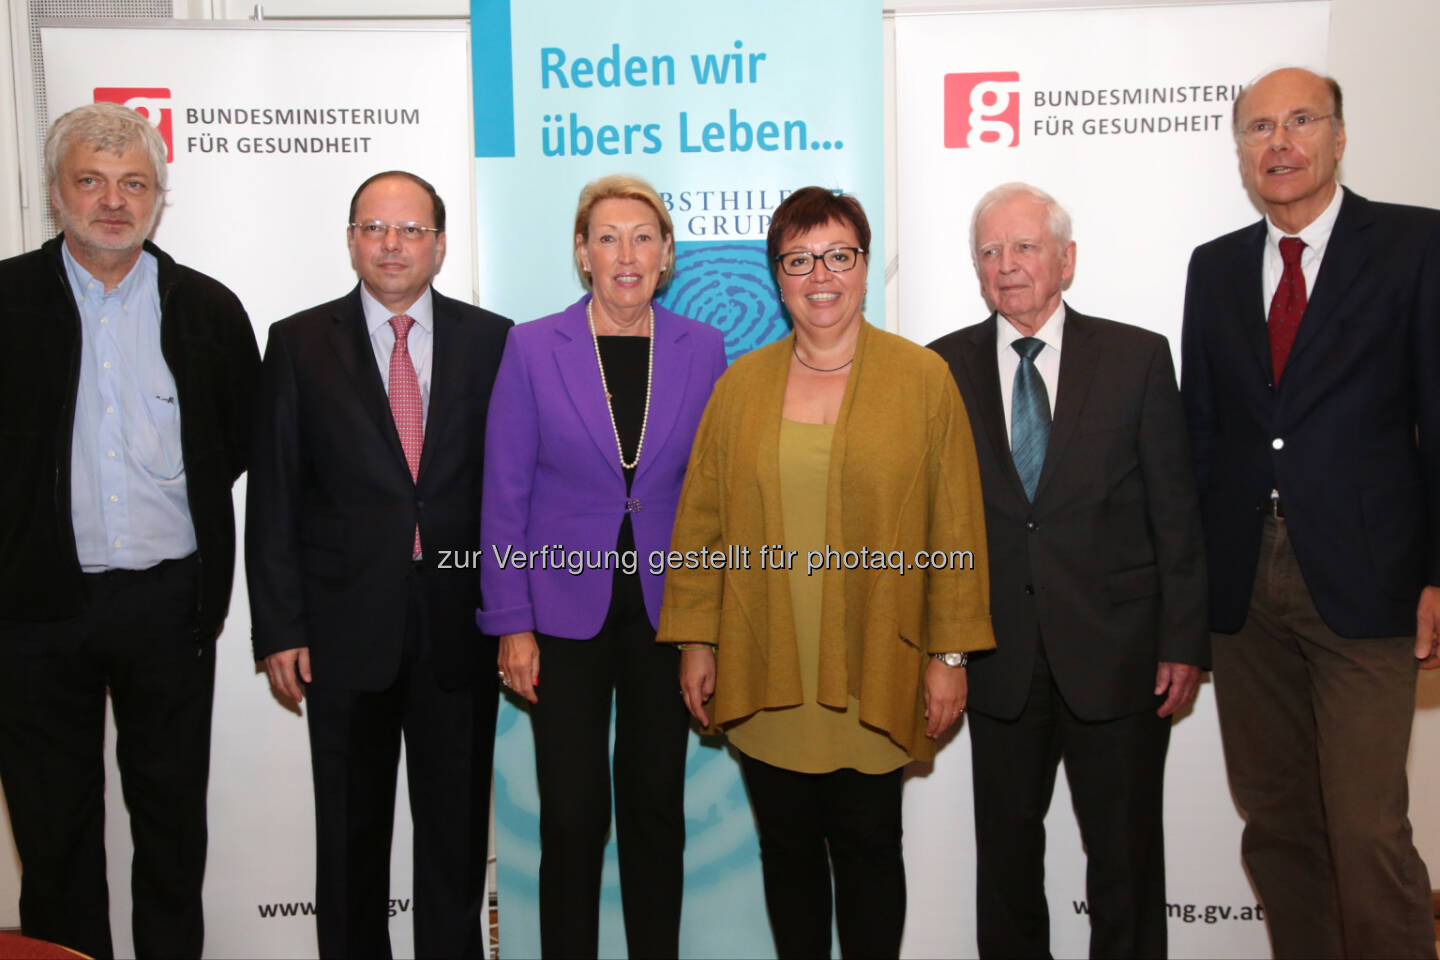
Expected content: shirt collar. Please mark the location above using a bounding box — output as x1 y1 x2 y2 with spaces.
361 284 433 339
61 240 155 301
997 301 1066 354
1266 182 1344 254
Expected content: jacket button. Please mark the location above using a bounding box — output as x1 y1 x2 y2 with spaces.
1024 584 1035 596
1026 520 1038 531
1271 438 1284 450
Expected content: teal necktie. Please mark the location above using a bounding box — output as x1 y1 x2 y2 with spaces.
1011 337 1050 501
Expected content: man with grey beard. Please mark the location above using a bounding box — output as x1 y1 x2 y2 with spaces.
0 102 258 959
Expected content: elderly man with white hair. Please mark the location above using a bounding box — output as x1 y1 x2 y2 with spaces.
0 101 258 960
930 182 1207 958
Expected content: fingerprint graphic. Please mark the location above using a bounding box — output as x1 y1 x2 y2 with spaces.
492 700 766 957
657 241 789 362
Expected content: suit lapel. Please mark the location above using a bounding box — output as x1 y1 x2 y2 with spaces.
633 313 691 486
1285 188 1372 377
418 291 460 481
1226 221 1272 380
961 318 1027 500
1033 308 1099 503
554 303 626 483
327 287 409 469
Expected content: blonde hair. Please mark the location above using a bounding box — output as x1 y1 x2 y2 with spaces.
572 174 675 290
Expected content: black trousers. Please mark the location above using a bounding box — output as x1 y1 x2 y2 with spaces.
969 647 1171 959
0 554 213 960
305 573 497 959
737 753 906 960
530 570 689 959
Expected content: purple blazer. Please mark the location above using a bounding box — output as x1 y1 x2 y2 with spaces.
477 295 728 638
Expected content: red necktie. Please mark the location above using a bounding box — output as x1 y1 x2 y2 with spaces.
388 315 423 559
1268 236 1307 382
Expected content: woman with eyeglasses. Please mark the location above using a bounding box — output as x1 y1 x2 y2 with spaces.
478 174 727 958
658 186 995 958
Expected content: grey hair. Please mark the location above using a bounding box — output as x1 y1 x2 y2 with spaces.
970 182 1072 261
45 102 169 195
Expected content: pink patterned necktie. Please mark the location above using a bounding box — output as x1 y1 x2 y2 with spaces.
1268 236 1307 382
388 315 423 559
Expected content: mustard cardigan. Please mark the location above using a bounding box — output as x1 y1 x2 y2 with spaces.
658 321 995 761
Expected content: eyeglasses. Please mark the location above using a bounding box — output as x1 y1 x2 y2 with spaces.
774 246 867 277
349 220 441 242
1238 113 1335 146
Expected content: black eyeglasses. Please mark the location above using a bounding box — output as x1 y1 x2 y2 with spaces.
774 246 867 277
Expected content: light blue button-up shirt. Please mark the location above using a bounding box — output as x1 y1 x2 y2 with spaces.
64 243 196 572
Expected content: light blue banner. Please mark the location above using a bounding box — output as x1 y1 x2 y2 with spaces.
472 0 884 342
472 3 883 956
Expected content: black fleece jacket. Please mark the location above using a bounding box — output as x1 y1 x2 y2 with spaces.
0 235 260 638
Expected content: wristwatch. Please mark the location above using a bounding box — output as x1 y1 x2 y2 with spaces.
931 651 968 668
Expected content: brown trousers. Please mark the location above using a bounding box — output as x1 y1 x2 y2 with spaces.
1212 516 1435 959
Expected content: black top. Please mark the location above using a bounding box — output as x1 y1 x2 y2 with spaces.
596 336 649 492
597 336 651 608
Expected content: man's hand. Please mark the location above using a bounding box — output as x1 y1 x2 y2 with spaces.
498 632 540 704
923 657 968 739
1415 585 1440 669
1154 661 1201 718
264 647 311 704
679 647 716 727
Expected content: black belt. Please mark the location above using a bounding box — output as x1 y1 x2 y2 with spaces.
85 553 197 585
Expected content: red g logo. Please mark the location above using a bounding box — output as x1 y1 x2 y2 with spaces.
93 88 173 162
944 72 1020 148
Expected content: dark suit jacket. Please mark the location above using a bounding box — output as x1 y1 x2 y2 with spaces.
930 307 1207 721
247 285 512 691
1181 188 1440 638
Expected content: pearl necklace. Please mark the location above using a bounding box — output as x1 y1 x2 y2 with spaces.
587 298 654 471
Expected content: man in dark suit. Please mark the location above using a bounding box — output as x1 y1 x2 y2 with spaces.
1181 68 1438 958
930 182 1207 958
247 170 512 957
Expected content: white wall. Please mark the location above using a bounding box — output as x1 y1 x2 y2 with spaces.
0 1 24 257
2 0 1438 943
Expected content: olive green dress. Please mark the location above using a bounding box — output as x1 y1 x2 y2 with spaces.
726 419 912 774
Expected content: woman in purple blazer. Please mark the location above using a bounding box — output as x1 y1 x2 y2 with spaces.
478 174 727 958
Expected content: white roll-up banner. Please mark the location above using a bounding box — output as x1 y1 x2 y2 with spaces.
40 21 476 959
895 4 1328 958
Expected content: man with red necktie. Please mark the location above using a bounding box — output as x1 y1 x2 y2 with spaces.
247 171 512 956
1182 68 1440 959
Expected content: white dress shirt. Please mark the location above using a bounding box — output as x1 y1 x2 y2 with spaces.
997 302 1065 445
1262 183 1344 313
360 284 434 426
